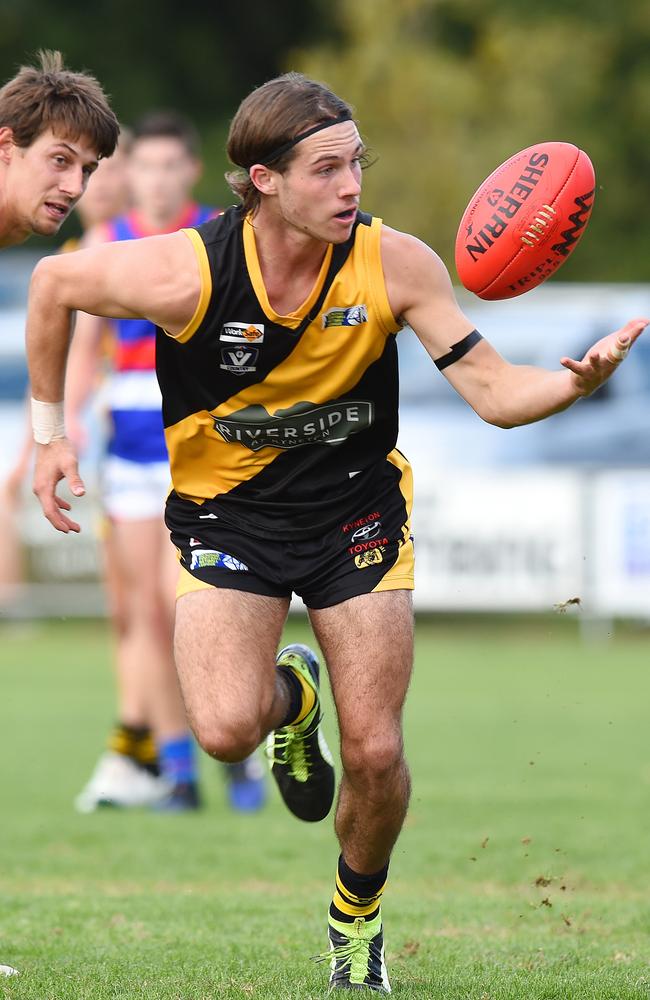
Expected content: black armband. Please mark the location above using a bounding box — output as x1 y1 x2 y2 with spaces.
435 329 483 371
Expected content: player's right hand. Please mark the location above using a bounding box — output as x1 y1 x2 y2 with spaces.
560 317 648 397
32 438 85 534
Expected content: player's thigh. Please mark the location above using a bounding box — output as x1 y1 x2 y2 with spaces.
108 517 163 606
101 456 170 604
309 590 414 762
174 587 289 748
156 516 181 623
101 519 128 628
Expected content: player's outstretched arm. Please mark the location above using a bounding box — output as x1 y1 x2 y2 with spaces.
382 227 647 427
27 232 200 532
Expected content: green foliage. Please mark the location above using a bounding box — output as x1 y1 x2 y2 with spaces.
295 0 650 281
1 1 648 273
1 616 650 997
0 0 333 216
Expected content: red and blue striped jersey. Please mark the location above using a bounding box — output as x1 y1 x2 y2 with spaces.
104 203 216 464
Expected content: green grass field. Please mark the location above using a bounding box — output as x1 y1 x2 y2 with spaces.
1 615 650 999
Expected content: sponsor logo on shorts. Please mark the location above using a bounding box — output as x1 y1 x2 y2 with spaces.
351 521 382 543
322 304 368 329
189 537 201 547
354 548 384 569
342 512 381 534
189 549 249 571
348 537 389 557
219 347 259 375
220 322 264 344
212 400 373 452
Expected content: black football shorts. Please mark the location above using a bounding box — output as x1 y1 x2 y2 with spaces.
168 452 414 610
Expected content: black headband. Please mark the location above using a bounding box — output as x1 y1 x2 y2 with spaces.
259 112 353 166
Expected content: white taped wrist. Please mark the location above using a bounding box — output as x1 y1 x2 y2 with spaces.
31 397 65 445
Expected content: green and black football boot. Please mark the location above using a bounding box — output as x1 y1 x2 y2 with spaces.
266 643 335 822
315 911 391 993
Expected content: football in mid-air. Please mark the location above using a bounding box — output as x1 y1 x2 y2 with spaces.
455 141 595 300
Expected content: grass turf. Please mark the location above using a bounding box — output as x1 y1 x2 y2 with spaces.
1 615 650 998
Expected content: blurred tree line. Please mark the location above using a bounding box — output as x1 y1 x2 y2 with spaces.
1 0 649 281
0 0 337 221
296 0 650 282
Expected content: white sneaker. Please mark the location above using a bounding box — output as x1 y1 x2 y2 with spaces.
0 965 19 977
74 752 171 813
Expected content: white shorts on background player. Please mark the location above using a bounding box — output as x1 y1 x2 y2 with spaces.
101 455 170 521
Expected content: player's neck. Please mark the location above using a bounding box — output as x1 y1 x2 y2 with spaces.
131 201 195 236
0 223 27 248
250 204 329 307
0 194 29 248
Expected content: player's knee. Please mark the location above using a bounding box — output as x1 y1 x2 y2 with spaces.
340 730 404 783
133 590 165 627
193 718 261 764
120 589 168 636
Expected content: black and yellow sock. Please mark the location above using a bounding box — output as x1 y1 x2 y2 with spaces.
330 854 389 924
277 665 316 727
108 722 160 776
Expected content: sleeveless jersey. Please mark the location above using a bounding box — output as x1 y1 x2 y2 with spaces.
105 203 215 464
157 206 403 539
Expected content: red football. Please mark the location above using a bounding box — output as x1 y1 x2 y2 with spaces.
454 141 595 300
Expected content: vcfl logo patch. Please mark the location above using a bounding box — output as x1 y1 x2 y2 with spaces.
219 346 259 375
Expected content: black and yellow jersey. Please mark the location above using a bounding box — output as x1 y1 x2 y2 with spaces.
157 205 405 539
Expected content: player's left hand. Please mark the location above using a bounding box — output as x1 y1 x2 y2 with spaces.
560 318 648 397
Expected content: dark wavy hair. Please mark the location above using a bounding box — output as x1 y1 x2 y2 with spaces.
0 49 119 158
226 72 355 215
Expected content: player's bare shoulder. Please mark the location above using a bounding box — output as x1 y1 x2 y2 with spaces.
144 230 203 335
380 224 456 323
31 228 200 334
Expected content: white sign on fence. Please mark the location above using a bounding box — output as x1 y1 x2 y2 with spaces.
409 467 585 611
591 471 650 616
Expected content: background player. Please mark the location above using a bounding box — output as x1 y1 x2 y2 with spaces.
25 74 646 991
0 50 117 247
0 44 118 983
0 131 131 603
66 111 265 813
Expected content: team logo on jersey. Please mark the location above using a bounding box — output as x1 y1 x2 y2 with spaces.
212 400 373 452
322 305 368 329
354 548 384 569
220 322 265 344
219 347 259 375
189 548 249 572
